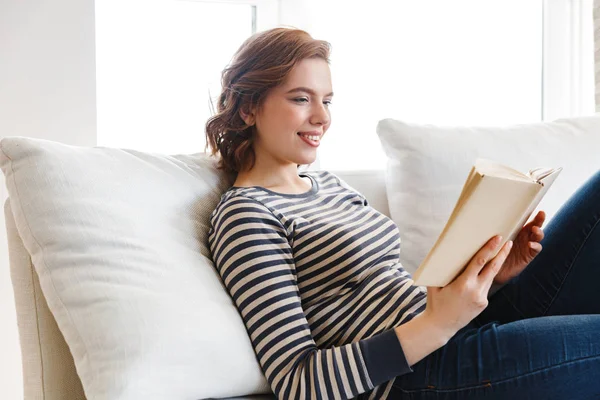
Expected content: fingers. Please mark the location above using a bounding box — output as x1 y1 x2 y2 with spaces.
479 240 512 286
531 210 546 227
524 210 545 229
529 241 543 252
536 210 546 225
531 225 544 242
523 211 545 243
462 235 504 279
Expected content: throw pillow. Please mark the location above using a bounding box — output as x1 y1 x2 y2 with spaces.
0 137 272 399
376 114 600 274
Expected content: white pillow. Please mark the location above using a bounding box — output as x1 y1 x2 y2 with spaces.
0 137 272 399
376 114 600 274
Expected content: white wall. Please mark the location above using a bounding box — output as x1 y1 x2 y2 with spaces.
279 0 548 171
0 0 97 398
0 1 594 398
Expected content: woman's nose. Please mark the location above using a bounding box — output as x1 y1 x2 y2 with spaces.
310 103 330 126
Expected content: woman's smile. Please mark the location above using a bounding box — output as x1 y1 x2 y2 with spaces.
297 132 322 147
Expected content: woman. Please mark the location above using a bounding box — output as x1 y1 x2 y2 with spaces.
205 27 600 399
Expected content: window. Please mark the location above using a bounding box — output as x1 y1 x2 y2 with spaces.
302 0 544 170
95 0 277 154
542 0 595 121
95 0 594 171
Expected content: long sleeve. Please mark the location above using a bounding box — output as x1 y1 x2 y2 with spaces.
207 195 414 399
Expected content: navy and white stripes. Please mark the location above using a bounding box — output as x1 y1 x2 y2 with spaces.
208 171 427 399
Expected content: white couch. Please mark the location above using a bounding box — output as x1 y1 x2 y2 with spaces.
5 169 390 400
9 114 600 399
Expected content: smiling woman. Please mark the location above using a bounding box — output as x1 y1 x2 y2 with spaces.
205 26 600 400
237 59 333 170
205 28 333 192
205 29 424 399
211 74 329 190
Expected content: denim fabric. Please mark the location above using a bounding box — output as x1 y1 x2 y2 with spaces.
390 169 600 399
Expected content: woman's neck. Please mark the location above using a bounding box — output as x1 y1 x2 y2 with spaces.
234 168 310 194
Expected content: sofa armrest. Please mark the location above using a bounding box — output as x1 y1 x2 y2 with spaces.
5 199 86 400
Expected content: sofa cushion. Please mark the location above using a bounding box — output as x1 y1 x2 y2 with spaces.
376 114 600 274
0 137 272 399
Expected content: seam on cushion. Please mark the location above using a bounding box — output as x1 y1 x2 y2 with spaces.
29 253 46 400
1 144 92 393
543 211 600 316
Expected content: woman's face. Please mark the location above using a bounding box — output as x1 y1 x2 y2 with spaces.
248 57 333 167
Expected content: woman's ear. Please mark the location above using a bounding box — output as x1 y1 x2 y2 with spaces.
239 104 256 126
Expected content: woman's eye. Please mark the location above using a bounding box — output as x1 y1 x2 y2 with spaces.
293 98 333 106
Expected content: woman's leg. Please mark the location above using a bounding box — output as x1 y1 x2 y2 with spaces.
387 171 600 399
390 315 600 399
477 168 600 325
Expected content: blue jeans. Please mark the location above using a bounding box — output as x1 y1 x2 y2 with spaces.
390 169 600 399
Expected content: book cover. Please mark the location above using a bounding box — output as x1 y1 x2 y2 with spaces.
412 160 562 287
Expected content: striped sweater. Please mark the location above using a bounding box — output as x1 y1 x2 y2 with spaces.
207 170 427 399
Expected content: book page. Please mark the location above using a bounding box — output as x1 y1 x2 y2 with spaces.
475 158 532 182
413 176 541 287
528 167 559 182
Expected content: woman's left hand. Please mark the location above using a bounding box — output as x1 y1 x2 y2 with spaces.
493 210 546 285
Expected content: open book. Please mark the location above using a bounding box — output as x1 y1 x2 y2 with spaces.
412 159 562 287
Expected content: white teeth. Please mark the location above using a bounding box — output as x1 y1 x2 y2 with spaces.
300 133 320 142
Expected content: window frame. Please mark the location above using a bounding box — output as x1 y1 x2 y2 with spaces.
177 0 279 32
542 0 595 121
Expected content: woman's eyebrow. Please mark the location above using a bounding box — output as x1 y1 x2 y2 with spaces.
286 87 334 97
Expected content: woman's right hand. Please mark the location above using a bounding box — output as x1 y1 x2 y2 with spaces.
423 235 513 338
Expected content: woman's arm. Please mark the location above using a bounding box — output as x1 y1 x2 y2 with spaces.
208 196 420 399
394 312 452 367
397 236 515 367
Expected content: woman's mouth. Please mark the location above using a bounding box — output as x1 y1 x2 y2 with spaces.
297 132 321 147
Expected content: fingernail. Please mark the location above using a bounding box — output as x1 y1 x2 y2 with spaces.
496 235 503 244
507 240 513 249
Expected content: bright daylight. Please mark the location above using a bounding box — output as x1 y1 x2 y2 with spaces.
1 1 599 399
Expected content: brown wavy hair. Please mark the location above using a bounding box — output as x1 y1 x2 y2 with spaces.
204 27 331 174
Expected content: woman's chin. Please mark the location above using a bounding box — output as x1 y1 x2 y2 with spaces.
296 153 318 165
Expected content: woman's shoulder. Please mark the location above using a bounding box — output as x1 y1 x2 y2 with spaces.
305 169 342 186
307 169 335 178
317 170 367 199
312 170 354 188
211 190 266 217
207 191 283 239
209 189 285 230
